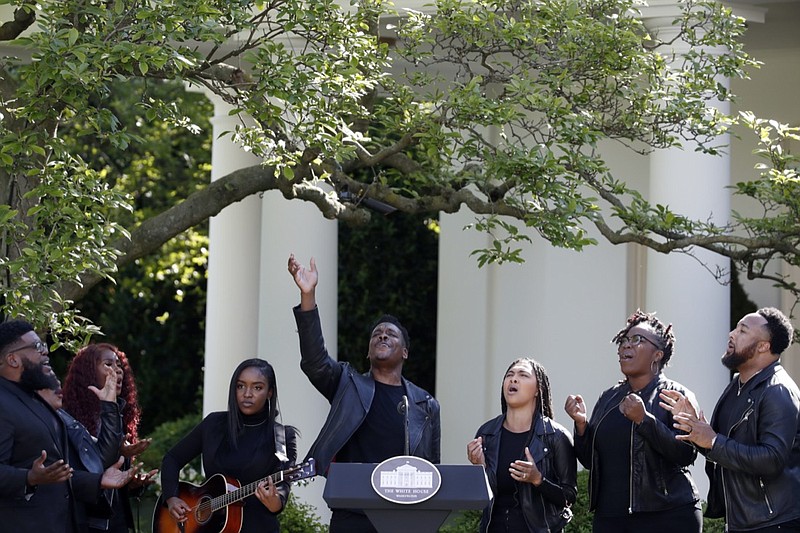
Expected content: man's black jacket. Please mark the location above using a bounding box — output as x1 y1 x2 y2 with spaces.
293 306 440 475
704 362 800 531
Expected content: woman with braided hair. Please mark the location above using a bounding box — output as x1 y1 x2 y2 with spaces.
467 358 577 533
564 310 702 532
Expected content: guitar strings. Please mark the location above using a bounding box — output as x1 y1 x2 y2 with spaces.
191 463 309 513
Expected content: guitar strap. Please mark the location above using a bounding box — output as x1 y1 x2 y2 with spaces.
274 423 289 463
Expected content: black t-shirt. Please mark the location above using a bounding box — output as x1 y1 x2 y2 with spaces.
337 381 406 463
715 378 755 439
493 426 530 511
594 406 633 516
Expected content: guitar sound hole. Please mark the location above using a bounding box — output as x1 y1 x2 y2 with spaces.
195 496 214 523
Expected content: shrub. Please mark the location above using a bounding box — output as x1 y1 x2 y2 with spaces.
566 470 592 532
433 469 724 532
278 493 327 533
438 509 481 532
141 411 203 487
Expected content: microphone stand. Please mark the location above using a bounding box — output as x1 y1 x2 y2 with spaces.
398 395 410 455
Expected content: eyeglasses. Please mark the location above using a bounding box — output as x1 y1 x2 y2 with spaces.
616 334 661 350
8 340 48 355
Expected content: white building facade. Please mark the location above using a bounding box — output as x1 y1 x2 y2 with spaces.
201 0 800 519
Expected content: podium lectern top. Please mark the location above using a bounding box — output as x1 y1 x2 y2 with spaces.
323 463 492 533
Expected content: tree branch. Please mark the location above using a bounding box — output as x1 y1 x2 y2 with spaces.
0 6 36 41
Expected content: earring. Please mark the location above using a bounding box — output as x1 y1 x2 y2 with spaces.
651 360 659 375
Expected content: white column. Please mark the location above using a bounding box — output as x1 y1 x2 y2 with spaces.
203 98 263 414
642 5 733 499
258 194 338 522
436 207 494 465
780 263 800 382
646 148 731 407
642 6 732 407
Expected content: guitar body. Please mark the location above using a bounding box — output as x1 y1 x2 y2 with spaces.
152 459 316 533
152 474 244 533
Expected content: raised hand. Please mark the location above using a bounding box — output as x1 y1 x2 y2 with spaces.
466 436 486 466
564 394 588 435
100 456 139 489
288 254 318 293
510 448 543 486
26 450 72 486
619 393 646 424
288 254 318 311
88 364 118 402
120 435 152 458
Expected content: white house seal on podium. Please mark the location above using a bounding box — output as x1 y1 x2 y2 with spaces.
370 456 442 505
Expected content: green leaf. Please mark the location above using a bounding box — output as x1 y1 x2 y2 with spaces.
0 205 18 224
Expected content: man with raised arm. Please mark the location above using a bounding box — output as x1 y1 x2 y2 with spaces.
288 254 441 533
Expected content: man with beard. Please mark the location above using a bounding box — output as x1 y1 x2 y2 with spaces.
662 308 800 533
0 319 134 533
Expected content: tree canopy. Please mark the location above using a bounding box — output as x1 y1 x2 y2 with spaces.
0 0 797 343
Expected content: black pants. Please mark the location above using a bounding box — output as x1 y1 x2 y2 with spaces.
732 518 800 533
488 506 528 533
593 502 702 533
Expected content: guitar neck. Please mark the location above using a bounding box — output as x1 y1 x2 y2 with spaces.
209 470 286 511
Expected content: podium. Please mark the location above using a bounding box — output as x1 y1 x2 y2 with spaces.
323 463 492 533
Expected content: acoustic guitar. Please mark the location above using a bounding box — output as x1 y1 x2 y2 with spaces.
152 459 316 533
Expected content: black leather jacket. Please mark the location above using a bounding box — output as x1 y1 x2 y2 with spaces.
293 306 440 475
574 374 699 513
477 412 577 533
704 362 800 530
59 400 124 530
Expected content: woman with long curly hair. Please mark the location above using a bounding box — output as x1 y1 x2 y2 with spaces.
62 343 157 532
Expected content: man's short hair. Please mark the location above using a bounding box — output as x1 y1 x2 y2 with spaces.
0 320 35 355
757 307 794 356
371 314 410 352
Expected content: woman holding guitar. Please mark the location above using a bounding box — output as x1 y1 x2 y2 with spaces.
158 358 298 533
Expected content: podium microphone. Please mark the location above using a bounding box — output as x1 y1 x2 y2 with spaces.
397 395 410 455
